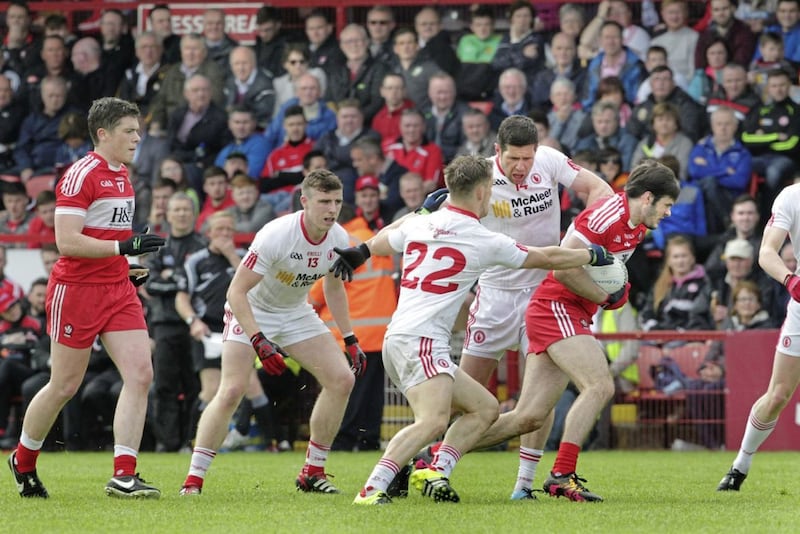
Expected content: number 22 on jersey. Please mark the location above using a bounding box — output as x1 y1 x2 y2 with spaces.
400 242 467 294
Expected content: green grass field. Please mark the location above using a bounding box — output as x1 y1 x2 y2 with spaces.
2 450 797 533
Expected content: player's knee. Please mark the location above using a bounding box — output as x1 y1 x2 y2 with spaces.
767 385 794 412
516 411 545 433
477 402 500 426
216 382 247 408
322 368 355 397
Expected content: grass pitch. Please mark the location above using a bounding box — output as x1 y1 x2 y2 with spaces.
2 449 798 533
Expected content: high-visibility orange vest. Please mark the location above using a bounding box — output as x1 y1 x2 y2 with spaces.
308 217 397 352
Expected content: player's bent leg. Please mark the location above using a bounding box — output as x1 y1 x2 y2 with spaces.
458 353 499 387
511 410 555 501
470 351 569 451
446 368 500 453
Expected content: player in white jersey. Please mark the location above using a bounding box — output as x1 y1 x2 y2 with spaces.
181 169 366 496
329 155 614 505
459 115 614 500
718 183 800 492
8 98 166 499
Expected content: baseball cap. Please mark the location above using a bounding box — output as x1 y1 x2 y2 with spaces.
0 281 21 314
722 239 753 260
355 175 380 192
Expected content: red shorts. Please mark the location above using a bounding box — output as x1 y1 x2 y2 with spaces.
525 298 594 355
46 279 147 349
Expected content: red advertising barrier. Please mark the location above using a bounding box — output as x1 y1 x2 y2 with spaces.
724 329 800 451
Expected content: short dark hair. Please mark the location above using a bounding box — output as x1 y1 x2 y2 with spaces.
303 149 326 170
497 115 538 150
202 165 228 181
225 152 248 163
35 189 56 206
508 0 535 18
44 14 67 30
256 5 280 25
624 159 680 202
284 105 305 121
393 27 418 44
301 168 342 197
152 177 178 191
471 6 495 21
87 97 140 146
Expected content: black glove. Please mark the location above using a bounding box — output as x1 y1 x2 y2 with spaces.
251 332 288 376
415 187 449 215
601 282 630 310
344 334 367 377
118 227 165 256
128 264 149 287
329 243 371 282
587 244 614 266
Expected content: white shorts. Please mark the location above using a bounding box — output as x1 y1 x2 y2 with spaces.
777 299 800 357
383 333 456 394
463 285 532 360
223 302 330 348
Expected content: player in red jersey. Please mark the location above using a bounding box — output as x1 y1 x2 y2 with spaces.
7 97 166 499
468 160 679 502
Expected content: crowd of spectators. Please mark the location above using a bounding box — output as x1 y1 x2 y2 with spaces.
0 0 799 451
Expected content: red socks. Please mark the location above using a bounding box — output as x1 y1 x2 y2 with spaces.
552 441 581 476
14 444 40 473
113 454 137 477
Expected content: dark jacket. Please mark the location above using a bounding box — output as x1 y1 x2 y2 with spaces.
491 31 545 87
423 100 470 163
13 106 70 171
627 87 708 142
741 98 800 158
167 102 232 167
118 62 170 116
695 20 756 70
253 34 286 76
148 59 226 128
530 59 588 110
207 34 239 72
418 30 460 78
325 55 388 123
309 33 345 74
640 265 714 331
223 68 276 129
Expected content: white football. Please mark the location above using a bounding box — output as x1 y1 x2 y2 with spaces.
583 254 628 293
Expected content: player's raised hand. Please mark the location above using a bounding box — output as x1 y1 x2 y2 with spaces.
330 243 371 282
118 226 165 256
343 334 367 377
415 188 449 215
128 264 150 287
587 244 614 266
251 332 288 375
601 282 630 310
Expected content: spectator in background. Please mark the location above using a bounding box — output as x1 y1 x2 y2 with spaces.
271 44 327 116
21 35 71 113
54 112 91 171
631 102 694 180
531 32 587 111
144 192 206 453
148 33 226 133
226 173 274 233
195 166 235 231
41 14 75 49
327 24 388 124
635 45 690 106
263 105 314 212
68 37 118 114
372 73 414 152
148 4 181 65
415 7 460 78
719 280 777 331
582 21 645 110
555 3 586 49
489 68 533 132
748 32 795 103
315 100 379 195
627 66 707 143
687 37 730 106
14 76 70 182
304 9 345 74
38 244 59 276
223 47 275 131
422 73 468 163
752 0 800 63
687 106 752 235
0 181 33 246
252 5 287 77
390 27 441 109
118 32 167 117
26 190 56 249
528 109 564 152
695 0 756 69
214 106 270 179
352 175 385 232
457 6 501 63
158 155 200 212
650 0 699 82
706 63 761 122
547 77 585 154
97 9 135 92
0 75 25 174
350 137 407 216
2 1 41 76
492 0 545 90
640 234 714 332
741 68 799 215
264 73 336 155
579 0 650 62
166 74 231 186
705 195 762 279
575 101 636 172
222 152 249 180
576 82 636 159
366 6 397 65
386 109 444 193
202 8 239 73
457 107 496 158
390 172 425 222
144 178 177 236
595 147 629 191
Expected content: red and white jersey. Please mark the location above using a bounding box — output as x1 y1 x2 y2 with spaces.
51 152 134 285
534 192 647 314
386 205 528 339
768 183 800 269
240 210 349 313
480 145 579 290
385 141 443 184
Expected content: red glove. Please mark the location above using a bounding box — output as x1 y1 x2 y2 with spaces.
251 332 288 375
344 334 367 377
785 274 800 302
601 282 630 310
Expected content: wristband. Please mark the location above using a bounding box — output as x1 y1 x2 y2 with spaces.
114 240 121 256
341 331 354 339
784 273 794 286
